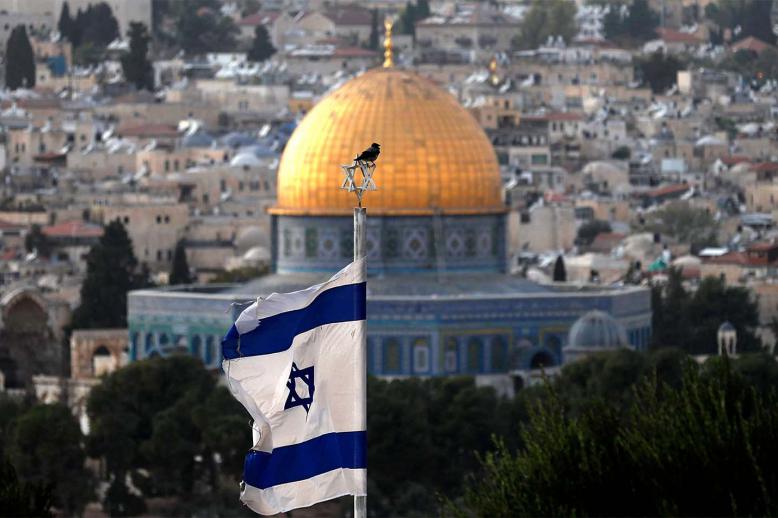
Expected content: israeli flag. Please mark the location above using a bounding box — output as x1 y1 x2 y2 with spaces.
221 259 367 515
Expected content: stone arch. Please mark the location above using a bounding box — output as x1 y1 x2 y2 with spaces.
70 330 128 380
529 350 555 370
1 288 49 333
92 345 113 377
0 288 58 388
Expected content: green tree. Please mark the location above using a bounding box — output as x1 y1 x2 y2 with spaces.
611 145 631 159
177 7 238 55
69 8 84 47
368 376 510 516
368 9 380 50
651 269 760 355
398 0 429 36
169 240 193 285
73 41 106 66
76 2 119 47
57 1 73 42
10 404 92 515
686 276 760 354
5 25 36 90
651 268 689 349
638 51 685 93
460 358 778 516
514 0 577 50
0 456 52 517
247 24 275 62
122 22 153 91
87 356 250 513
604 0 660 45
69 220 147 330
24 224 52 258
552 255 566 282
719 48 778 84
576 219 611 245
643 201 717 253
705 0 776 45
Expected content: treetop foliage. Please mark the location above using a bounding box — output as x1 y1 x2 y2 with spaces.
121 22 154 91
459 356 778 516
513 0 577 50
652 268 761 354
5 25 36 90
603 0 660 45
69 219 149 330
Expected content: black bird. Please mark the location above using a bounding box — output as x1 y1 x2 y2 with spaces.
355 143 380 163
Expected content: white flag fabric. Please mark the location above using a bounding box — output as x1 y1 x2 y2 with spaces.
221 259 367 515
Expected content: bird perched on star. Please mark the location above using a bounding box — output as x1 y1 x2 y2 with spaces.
355 143 380 164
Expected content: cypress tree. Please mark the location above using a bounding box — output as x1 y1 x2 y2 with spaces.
368 9 379 50
247 24 276 62
79 3 119 47
4 26 35 90
57 2 73 41
553 255 567 282
121 22 153 90
69 220 146 330
169 240 193 285
70 8 84 48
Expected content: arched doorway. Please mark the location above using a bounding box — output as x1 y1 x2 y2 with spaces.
529 350 555 370
92 345 114 377
0 290 58 388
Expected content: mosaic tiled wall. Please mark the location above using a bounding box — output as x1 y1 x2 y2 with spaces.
273 214 507 273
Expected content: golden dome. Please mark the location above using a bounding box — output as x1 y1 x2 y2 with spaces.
271 68 504 216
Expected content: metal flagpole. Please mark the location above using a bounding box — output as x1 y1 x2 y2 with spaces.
353 206 367 518
341 158 376 518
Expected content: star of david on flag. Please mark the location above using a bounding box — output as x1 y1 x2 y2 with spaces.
284 362 314 414
221 259 367 515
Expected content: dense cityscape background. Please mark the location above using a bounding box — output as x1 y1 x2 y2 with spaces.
0 0 778 515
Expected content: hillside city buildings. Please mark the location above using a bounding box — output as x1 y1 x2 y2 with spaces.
0 0 777 406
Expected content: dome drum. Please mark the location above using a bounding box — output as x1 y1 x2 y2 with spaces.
272 213 506 274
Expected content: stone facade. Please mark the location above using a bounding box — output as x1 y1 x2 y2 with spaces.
128 278 652 376
70 329 129 380
0 288 64 388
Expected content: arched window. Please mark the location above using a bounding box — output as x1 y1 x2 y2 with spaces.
383 338 401 374
412 338 430 374
467 337 483 374
158 334 170 352
92 345 113 377
144 332 154 353
130 332 139 361
205 336 218 366
491 336 508 372
530 351 555 370
443 337 458 373
191 335 203 360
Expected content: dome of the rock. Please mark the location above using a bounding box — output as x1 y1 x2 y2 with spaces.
272 67 503 216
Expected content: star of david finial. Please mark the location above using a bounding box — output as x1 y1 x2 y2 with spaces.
340 160 377 208
284 362 315 415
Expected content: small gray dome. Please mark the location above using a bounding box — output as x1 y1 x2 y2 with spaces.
182 130 214 148
718 321 735 333
566 310 628 351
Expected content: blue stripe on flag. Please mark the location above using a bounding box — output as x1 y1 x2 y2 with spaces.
243 431 366 489
222 282 366 360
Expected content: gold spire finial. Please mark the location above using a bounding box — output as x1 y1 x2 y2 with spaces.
489 56 499 86
383 16 393 68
